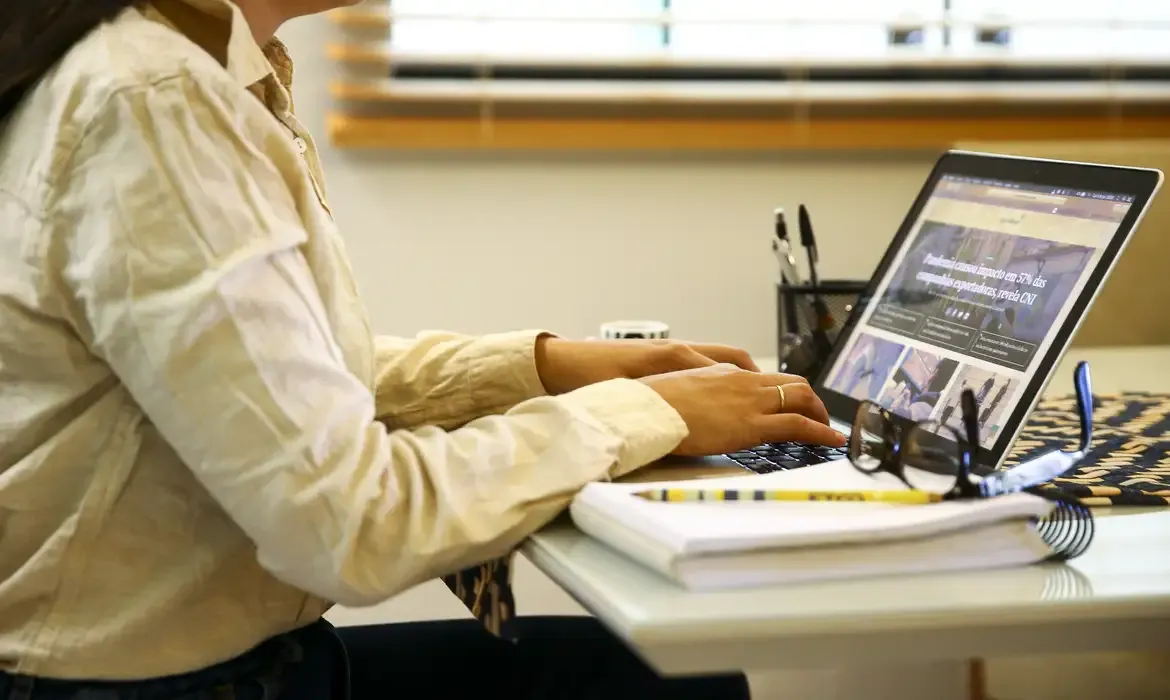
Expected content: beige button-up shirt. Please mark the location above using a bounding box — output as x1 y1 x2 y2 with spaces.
0 0 687 680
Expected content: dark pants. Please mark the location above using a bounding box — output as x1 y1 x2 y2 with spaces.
0 617 750 700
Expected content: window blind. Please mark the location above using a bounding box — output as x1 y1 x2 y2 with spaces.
326 1 1170 149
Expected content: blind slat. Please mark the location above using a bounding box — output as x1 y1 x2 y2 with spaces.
328 42 1170 69
337 9 1170 28
332 78 1170 104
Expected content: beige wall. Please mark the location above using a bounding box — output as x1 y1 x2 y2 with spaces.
281 16 939 359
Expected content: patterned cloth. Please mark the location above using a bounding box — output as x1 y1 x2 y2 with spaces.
442 553 519 640
1004 392 1170 506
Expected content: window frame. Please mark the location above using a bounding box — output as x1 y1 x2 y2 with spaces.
324 1 1170 150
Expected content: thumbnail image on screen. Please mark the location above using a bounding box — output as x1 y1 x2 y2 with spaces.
934 365 1021 448
876 348 960 422
824 333 906 403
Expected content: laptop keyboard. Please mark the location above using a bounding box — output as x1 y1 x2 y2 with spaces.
725 442 849 474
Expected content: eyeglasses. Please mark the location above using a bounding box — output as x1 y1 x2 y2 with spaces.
848 361 1093 500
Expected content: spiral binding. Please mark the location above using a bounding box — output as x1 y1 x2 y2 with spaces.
1025 487 1095 561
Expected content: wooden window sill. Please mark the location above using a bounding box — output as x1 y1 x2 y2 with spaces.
326 112 1170 151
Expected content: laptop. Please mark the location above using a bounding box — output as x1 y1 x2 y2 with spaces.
692 149 1163 479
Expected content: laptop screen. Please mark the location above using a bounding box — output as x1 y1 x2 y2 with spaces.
822 173 1134 448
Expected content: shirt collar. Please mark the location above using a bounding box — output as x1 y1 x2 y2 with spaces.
149 0 290 90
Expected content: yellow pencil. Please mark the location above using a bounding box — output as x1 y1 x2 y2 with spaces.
631 488 943 505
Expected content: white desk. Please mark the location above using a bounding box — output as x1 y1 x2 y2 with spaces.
523 346 1170 699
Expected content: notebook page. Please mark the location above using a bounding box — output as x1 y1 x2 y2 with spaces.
574 460 1053 556
678 519 1050 590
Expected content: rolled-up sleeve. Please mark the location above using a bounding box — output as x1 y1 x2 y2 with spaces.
371 330 551 430
52 73 688 606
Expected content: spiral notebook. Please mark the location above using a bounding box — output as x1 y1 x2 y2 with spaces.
570 461 1092 591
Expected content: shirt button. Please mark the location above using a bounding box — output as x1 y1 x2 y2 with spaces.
293 137 308 154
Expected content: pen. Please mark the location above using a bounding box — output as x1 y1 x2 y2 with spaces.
797 204 820 292
798 205 836 343
633 488 942 505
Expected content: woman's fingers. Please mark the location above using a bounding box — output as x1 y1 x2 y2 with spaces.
687 343 760 372
756 380 831 426
756 372 809 387
756 413 848 447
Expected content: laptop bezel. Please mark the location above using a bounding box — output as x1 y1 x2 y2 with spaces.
812 149 1164 474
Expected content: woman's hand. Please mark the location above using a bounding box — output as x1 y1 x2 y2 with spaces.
534 336 760 396
640 364 846 456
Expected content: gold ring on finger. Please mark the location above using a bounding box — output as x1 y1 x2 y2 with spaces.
776 384 787 412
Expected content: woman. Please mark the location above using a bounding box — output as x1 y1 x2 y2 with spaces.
0 1 845 698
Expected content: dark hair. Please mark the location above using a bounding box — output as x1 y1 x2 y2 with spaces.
0 1 139 122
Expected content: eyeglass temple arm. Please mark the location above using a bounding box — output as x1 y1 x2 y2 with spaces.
982 449 1085 498
1072 361 1093 452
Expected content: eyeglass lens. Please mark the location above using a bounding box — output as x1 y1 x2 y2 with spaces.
902 422 963 495
850 403 888 474
851 402 968 495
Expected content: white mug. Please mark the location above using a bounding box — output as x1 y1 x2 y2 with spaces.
599 320 670 340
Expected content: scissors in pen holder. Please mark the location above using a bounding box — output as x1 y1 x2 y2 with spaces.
847 361 1096 560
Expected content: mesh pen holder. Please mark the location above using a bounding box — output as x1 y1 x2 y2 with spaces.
776 280 868 378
